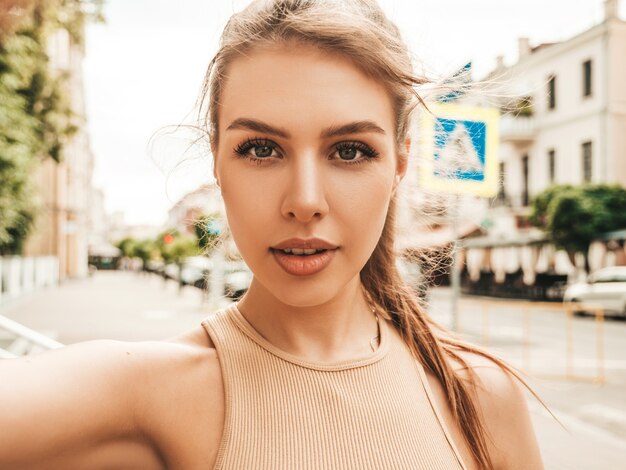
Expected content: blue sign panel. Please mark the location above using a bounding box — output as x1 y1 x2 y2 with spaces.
433 118 486 182
420 104 499 197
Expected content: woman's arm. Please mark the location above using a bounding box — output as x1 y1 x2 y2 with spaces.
0 339 163 468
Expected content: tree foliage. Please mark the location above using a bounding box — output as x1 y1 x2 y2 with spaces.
132 239 157 267
0 0 103 254
114 237 136 258
193 212 222 255
115 237 157 270
529 183 626 271
115 226 211 271
162 237 200 265
156 229 200 265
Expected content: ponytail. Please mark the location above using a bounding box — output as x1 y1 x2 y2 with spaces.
361 196 535 470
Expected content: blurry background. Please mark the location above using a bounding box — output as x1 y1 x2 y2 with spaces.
1 1 626 468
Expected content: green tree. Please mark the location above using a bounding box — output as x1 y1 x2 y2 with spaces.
114 237 137 258
132 238 157 271
193 212 222 255
114 237 159 271
161 236 200 265
0 18 41 252
0 0 103 254
529 183 626 272
156 230 199 265
157 231 200 291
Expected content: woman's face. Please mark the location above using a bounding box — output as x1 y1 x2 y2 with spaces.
214 43 406 307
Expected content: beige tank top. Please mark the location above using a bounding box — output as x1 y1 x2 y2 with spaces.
201 304 467 470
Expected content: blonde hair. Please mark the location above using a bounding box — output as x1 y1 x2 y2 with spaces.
198 1 535 468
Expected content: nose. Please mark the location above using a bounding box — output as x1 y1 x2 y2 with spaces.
280 152 329 223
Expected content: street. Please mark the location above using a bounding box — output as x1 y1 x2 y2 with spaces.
2 271 626 469
429 290 626 470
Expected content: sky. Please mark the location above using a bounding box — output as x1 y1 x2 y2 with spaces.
83 0 624 227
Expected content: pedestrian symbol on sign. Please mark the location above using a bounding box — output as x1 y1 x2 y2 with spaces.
434 118 486 181
420 104 499 197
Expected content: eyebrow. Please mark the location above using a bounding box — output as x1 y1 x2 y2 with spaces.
226 118 290 138
225 118 387 139
322 121 387 138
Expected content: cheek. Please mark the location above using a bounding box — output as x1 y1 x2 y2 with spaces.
218 166 278 259
330 172 392 254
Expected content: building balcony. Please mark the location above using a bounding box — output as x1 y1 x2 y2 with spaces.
499 115 536 144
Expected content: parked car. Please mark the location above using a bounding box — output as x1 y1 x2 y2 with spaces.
563 266 626 317
180 256 214 289
145 259 165 275
162 262 180 281
223 261 252 300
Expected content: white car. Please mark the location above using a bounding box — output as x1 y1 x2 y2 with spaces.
563 266 626 316
222 260 253 300
180 256 214 288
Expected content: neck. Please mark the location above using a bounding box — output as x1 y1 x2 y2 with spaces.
236 276 379 363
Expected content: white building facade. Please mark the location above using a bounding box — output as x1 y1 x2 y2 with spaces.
459 0 626 296
494 0 626 214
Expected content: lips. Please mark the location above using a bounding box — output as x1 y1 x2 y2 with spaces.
271 237 338 251
269 238 339 276
271 248 337 276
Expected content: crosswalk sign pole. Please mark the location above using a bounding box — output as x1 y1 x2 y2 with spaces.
450 193 460 331
419 104 499 332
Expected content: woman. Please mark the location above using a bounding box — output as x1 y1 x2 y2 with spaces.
0 0 543 468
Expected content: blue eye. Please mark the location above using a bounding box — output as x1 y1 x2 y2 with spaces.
233 138 279 161
333 142 379 164
338 147 357 160
254 145 273 158
232 138 380 166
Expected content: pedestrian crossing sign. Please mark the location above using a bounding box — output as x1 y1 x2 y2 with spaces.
419 104 499 197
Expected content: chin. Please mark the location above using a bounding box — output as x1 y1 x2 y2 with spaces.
280 279 343 308
258 271 346 308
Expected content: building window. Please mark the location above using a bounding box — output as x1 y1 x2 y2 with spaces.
548 149 556 183
522 154 529 206
583 59 592 97
582 141 592 182
547 75 556 110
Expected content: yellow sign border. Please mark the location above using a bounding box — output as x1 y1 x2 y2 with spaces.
419 103 499 197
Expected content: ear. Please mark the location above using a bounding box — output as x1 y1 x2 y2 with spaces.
212 151 220 188
393 136 410 192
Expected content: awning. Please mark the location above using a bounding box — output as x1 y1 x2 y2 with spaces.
88 244 122 257
462 231 548 248
401 222 482 250
598 229 626 241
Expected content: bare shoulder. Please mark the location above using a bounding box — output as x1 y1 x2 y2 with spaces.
129 325 224 468
452 350 544 470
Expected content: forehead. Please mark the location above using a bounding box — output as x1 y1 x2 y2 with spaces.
218 44 395 137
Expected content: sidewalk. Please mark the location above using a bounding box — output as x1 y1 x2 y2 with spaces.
429 287 626 469
0 270 218 343
2 274 625 468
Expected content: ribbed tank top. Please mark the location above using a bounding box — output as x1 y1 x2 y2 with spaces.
201 304 467 470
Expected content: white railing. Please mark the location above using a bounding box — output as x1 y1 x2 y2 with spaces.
0 256 59 305
0 256 61 357
0 314 63 358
